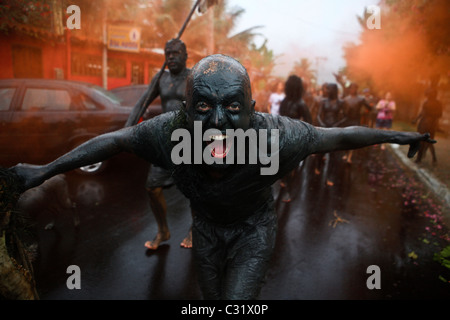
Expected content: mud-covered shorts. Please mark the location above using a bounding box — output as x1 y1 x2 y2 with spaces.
191 201 277 299
146 165 174 188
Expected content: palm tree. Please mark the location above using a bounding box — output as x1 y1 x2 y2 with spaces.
290 58 316 85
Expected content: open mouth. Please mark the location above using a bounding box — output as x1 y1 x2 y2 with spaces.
207 134 232 159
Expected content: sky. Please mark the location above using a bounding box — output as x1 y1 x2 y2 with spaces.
226 0 379 84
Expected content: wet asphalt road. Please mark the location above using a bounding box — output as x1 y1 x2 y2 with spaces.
22 147 450 300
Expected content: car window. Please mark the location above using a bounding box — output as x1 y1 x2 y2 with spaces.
0 87 16 111
91 85 121 106
79 93 103 110
112 87 147 106
22 88 71 111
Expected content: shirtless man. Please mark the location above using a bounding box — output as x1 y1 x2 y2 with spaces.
316 83 346 184
127 39 192 250
10 55 434 299
342 83 373 163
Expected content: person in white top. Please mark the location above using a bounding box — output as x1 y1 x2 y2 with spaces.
267 81 285 115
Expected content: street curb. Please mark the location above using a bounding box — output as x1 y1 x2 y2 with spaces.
388 144 450 228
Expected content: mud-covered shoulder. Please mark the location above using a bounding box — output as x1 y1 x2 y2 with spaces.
128 111 181 168
253 112 319 175
254 112 318 148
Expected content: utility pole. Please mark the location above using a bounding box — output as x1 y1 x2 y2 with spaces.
315 56 327 84
102 6 108 89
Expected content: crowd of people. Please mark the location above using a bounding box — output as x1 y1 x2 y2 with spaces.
266 71 442 161
267 74 395 132
264 69 443 201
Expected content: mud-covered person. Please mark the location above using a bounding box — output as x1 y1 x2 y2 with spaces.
127 38 193 250
10 54 435 299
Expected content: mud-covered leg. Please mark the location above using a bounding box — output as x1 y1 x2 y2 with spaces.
145 187 170 250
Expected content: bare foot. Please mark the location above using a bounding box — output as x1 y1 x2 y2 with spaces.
145 231 170 250
180 230 192 249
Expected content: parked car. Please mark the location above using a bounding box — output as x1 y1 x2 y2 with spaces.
110 84 162 120
0 79 131 174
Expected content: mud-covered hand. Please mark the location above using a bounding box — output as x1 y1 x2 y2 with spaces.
9 163 47 192
406 132 436 158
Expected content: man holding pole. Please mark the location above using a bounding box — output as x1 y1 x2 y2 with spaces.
129 38 193 250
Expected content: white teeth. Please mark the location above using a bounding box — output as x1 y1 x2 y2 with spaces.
210 134 227 141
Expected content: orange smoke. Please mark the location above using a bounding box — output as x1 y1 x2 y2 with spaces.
344 0 450 118
351 30 429 92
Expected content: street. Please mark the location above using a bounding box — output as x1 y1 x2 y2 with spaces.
25 147 450 300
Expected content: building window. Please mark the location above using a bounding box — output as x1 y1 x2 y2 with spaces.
108 58 126 78
71 52 102 77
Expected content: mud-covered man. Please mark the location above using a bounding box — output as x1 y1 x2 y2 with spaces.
127 38 193 250
10 54 434 299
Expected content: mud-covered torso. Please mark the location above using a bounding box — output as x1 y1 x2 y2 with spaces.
344 95 370 125
159 69 189 113
130 112 317 224
319 99 344 127
279 99 310 121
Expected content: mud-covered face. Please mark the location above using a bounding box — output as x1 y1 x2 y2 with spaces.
327 83 338 100
165 41 187 75
184 55 255 162
349 83 358 95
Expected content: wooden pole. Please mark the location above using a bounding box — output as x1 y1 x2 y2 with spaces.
124 0 202 127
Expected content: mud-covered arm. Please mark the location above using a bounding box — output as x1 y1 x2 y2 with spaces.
9 127 136 192
316 102 326 127
412 101 425 125
310 125 435 158
332 114 347 127
125 71 162 127
300 102 313 124
333 73 346 91
362 97 373 111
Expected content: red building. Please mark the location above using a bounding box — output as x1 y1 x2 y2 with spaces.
0 25 166 90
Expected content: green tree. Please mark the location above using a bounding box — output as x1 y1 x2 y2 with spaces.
290 58 316 87
0 0 54 35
